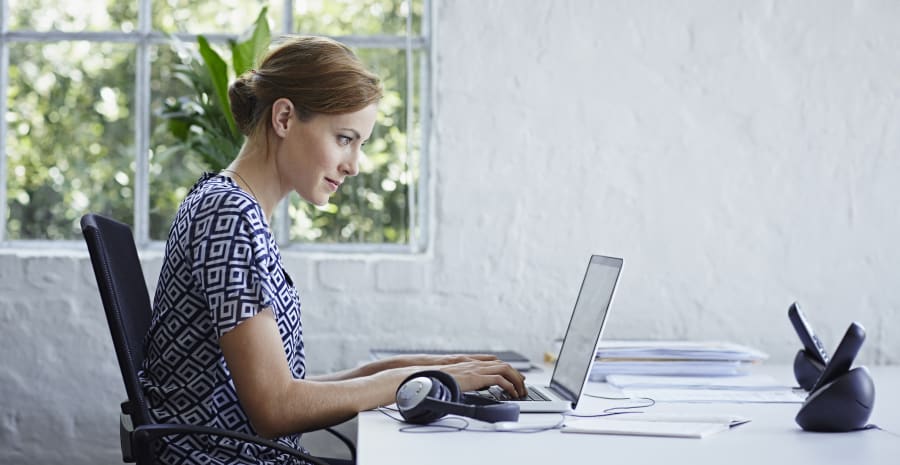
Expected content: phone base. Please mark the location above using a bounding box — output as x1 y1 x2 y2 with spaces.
793 349 826 391
796 366 875 432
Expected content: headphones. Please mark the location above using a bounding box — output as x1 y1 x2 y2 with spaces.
395 370 520 425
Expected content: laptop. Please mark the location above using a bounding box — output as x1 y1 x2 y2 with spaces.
472 254 624 413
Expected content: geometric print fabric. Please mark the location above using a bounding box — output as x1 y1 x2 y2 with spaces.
139 173 308 465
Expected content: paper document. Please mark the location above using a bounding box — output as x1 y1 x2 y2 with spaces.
606 374 793 390
562 418 732 439
591 361 752 379
590 340 769 379
621 387 807 403
610 413 750 426
596 340 769 361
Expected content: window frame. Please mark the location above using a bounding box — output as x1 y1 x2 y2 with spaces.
0 0 432 254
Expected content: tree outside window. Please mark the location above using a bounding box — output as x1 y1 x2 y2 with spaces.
2 0 428 251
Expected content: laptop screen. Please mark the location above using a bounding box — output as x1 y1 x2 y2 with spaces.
549 255 623 406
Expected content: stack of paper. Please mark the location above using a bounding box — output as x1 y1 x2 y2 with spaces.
590 340 768 380
605 374 807 403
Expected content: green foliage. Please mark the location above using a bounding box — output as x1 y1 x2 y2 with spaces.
6 41 136 240
231 8 272 76
157 7 271 171
5 0 423 245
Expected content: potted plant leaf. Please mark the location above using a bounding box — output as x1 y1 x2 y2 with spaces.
157 7 271 171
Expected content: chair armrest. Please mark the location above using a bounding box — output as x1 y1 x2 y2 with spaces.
324 426 356 462
130 422 333 465
120 412 136 462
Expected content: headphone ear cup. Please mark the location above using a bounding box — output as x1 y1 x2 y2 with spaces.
396 370 461 424
421 370 462 402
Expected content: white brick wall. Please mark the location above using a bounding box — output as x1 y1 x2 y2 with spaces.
3 1 900 463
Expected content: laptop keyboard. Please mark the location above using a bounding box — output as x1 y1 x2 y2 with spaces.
479 385 550 402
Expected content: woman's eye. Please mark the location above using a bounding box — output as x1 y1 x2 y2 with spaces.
338 135 352 146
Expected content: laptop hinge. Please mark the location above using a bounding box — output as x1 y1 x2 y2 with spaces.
547 382 578 404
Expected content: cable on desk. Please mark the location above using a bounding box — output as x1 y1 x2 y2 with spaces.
372 395 655 433
401 418 470 433
375 407 469 432
565 410 644 419
564 394 656 418
864 424 900 438
374 407 565 433
491 414 566 433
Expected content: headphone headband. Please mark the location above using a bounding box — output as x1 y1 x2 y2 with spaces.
396 370 520 424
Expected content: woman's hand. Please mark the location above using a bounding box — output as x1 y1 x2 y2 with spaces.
377 354 527 398
311 352 505 382
436 359 528 398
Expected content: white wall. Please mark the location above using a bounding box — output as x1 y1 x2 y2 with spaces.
3 1 900 463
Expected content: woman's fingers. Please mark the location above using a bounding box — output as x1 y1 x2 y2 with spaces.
441 360 527 398
462 354 501 361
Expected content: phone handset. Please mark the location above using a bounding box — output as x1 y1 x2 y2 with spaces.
787 302 830 365
795 321 875 432
808 322 865 393
787 302 828 390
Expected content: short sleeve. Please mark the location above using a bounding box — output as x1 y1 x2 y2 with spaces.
191 198 276 338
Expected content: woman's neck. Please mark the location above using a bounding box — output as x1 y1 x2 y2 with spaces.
225 140 285 222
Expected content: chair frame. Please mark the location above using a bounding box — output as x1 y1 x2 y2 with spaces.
81 213 354 465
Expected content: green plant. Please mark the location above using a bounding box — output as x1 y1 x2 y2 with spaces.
157 7 271 171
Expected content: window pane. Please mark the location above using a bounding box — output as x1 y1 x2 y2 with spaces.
294 0 423 36
153 0 278 34
287 48 421 244
7 0 137 32
148 43 220 240
6 42 136 239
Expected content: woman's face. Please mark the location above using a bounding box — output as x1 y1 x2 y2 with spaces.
276 103 378 206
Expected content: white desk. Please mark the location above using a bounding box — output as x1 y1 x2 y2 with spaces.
357 366 900 465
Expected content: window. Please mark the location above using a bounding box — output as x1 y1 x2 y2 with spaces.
1 0 430 252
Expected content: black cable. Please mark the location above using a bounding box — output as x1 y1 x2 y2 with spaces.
376 396 657 433
864 424 900 438
574 393 656 417
375 407 404 422
376 408 564 434
490 414 567 433
603 396 656 411
583 394 631 400
399 418 469 433
376 407 469 433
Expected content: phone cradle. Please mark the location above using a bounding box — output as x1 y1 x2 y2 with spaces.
795 366 875 432
793 349 826 391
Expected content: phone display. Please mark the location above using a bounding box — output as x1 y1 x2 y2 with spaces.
809 322 866 393
788 302 830 365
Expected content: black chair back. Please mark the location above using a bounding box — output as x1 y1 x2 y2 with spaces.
81 213 350 465
81 213 153 427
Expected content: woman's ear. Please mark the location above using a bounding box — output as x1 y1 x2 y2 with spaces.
270 98 294 138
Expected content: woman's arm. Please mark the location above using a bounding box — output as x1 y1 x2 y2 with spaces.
308 353 504 382
220 308 526 438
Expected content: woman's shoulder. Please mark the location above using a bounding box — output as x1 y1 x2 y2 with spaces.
182 173 268 233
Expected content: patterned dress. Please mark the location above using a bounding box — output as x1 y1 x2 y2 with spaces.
139 172 308 464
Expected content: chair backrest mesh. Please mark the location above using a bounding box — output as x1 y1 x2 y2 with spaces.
81 213 154 426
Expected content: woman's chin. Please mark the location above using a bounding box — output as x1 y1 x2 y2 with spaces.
307 195 330 207
296 191 329 207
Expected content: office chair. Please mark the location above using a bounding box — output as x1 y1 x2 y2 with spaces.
80 213 355 465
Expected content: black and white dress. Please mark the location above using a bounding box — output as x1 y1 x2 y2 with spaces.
139 172 308 464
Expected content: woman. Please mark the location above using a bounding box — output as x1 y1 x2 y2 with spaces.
139 36 526 465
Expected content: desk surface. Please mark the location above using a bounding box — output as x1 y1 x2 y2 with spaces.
357 365 900 465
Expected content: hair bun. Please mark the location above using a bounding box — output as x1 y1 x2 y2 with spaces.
228 75 257 136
